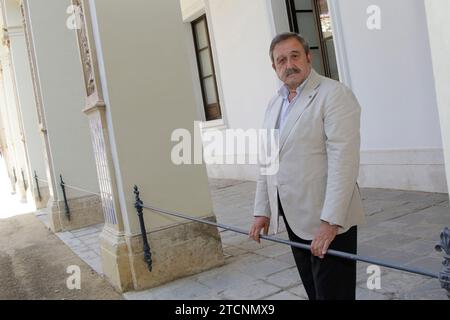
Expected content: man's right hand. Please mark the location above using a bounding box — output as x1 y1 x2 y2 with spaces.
249 216 270 243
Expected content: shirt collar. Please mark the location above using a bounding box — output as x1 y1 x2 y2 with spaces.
277 71 312 99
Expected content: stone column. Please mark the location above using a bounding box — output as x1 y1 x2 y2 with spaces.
73 0 224 292
0 10 30 202
22 0 103 231
0 59 21 195
424 1 450 199
1 0 49 207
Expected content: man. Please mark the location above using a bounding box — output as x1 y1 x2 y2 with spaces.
249 32 366 300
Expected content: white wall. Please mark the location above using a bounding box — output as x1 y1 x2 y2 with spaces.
7 26 46 195
0 0 33 200
269 0 290 34
89 0 215 235
0 57 20 191
336 0 442 150
425 0 450 196
26 0 100 199
180 0 204 20
206 0 279 131
180 0 446 192
334 0 445 192
0 53 29 197
179 0 283 180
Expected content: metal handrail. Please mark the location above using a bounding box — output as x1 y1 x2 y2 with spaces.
62 183 101 197
35 176 100 197
133 185 450 298
34 173 101 216
142 201 439 278
59 175 70 220
21 169 27 191
34 171 42 202
36 177 48 184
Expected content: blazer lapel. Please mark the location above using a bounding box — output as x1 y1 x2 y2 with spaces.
267 96 283 130
279 70 321 152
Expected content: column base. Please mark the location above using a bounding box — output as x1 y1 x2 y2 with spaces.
100 216 225 292
15 181 28 203
48 194 104 232
34 186 50 210
99 227 134 292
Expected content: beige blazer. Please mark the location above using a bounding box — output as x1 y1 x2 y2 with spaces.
254 69 366 240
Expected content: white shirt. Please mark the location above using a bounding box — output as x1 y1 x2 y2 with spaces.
276 74 311 132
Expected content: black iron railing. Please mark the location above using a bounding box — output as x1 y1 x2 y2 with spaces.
60 175 70 221
35 174 101 219
21 169 27 191
133 185 450 298
34 171 42 202
134 186 152 272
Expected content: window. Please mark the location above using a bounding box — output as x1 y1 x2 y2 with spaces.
192 15 222 121
286 0 339 80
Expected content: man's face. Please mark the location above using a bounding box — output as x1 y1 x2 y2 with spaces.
272 38 312 90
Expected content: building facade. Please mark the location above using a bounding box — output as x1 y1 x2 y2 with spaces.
0 0 449 292
181 0 447 193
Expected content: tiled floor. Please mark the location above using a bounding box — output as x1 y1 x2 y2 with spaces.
56 224 103 275
35 207 104 276
40 179 450 300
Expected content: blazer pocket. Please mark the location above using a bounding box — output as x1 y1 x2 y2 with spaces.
309 177 327 209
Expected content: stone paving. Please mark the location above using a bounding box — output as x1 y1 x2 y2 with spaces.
52 179 450 300
56 224 103 275
35 209 103 275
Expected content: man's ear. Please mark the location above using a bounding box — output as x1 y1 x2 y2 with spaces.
307 52 313 64
272 63 276 71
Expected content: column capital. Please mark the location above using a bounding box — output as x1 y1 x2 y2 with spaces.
82 98 106 115
1 27 10 48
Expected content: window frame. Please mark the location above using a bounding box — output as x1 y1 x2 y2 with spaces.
191 14 222 121
285 0 336 79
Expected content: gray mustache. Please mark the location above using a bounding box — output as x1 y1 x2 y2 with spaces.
285 68 301 77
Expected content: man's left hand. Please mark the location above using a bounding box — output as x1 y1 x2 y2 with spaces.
311 221 339 259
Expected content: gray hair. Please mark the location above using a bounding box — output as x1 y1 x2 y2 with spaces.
269 32 310 63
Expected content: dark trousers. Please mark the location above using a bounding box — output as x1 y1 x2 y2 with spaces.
278 195 357 300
